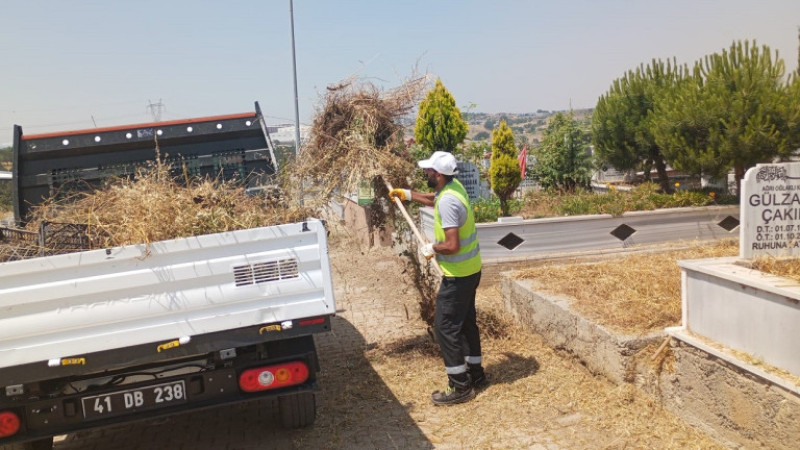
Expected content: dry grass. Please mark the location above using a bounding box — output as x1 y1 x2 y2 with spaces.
17 161 313 250
751 255 800 282
2 74 428 256
320 226 724 449
333 236 719 449
512 239 740 334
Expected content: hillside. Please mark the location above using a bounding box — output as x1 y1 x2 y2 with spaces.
463 108 593 145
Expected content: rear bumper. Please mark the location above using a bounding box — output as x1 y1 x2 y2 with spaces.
0 328 327 445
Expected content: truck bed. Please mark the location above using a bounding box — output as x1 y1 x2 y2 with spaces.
0 220 335 382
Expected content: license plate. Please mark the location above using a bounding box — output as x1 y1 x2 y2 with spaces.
81 380 187 420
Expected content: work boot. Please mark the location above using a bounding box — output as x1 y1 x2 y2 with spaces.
431 384 476 406
469 363 488 389
432 373 475 406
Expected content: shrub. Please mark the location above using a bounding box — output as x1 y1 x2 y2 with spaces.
472 197 522 223
515 182 738 221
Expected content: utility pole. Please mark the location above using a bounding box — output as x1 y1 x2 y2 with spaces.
289 0 301 155
147 99 164 122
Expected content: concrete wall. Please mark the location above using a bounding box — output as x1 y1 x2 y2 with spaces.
656 341 800 450
501 277 663 385
502 274 800 449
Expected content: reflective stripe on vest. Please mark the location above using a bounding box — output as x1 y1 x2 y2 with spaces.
433 179 482 277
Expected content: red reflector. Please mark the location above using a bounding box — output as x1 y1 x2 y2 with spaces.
239 361 310 393
298 317 325 326
0 411 20 438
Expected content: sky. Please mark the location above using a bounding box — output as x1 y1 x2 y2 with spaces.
2 0 799 146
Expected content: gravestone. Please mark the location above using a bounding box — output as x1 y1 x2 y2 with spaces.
455 161 491 201
740 162 800 258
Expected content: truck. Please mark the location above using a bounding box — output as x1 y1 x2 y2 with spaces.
10 102 280 224
0 219 335 449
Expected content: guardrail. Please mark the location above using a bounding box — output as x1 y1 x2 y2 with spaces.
420 205 740 262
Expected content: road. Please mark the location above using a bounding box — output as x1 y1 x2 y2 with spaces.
421 205 739 261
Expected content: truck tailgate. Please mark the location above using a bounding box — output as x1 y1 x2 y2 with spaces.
0 220 335 370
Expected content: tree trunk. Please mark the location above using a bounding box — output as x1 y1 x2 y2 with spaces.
734 165 746 197
650 149 675 194
500 197 509 217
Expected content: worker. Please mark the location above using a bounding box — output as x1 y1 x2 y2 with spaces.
389 150 486 405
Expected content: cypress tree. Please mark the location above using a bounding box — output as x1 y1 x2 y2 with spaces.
414 79 468 152
488 121 521 216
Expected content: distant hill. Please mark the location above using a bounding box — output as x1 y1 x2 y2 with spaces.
462 109 593 146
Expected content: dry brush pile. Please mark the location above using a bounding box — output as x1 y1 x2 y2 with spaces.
282 75 428 210
1 75 431 267
290 74 442 326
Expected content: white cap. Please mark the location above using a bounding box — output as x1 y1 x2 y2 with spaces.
417 151 458 176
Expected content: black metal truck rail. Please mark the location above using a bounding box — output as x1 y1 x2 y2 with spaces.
11 102 279 223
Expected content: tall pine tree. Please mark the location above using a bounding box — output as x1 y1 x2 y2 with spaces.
652 40 798 193
592 59 685 192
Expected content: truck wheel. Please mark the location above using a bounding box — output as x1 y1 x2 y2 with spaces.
278 392 316 428
1 437 53 450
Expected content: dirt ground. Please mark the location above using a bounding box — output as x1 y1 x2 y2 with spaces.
300 224 724 449
49 222 726 449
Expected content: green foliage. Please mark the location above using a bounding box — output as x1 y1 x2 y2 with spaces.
454 141 489 167
483 119 496 130
473 131 490 141
520 182 736 218
472 197 522 222
0 147 10 213
489 121 521 215
406 143 434 192
414 78 468 152
530 112 592 192
0 180 10 213
651 40 800 193
0 146 11 165
592 59 685 192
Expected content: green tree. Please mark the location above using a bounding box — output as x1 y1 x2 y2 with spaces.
488 121 521 216
0 146 11 166
652 40 800 193
414 78 468 152
473 131 490 141
531 112 592 192
455 140 489 168
0 146 11 213
592 59 685 193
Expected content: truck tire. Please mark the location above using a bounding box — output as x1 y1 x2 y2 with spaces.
278 392 316 428
1 437 53 450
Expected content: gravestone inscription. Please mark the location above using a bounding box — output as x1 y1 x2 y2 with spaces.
740 162 800 258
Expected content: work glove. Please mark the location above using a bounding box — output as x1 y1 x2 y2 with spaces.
420 243 435 260
388 188 411 202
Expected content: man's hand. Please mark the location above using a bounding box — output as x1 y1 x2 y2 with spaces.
388 188 411 202
420 243 435 260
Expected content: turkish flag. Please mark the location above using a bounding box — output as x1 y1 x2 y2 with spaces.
518 145 527 180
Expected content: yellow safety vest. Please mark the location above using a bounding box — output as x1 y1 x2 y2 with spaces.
433 179 481 277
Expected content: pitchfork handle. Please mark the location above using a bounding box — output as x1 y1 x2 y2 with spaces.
384 180 444 277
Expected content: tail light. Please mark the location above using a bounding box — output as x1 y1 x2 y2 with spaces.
0 411 20 438
239 361 309 393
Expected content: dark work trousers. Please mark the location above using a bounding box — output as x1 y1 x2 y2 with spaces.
434 271 482 387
